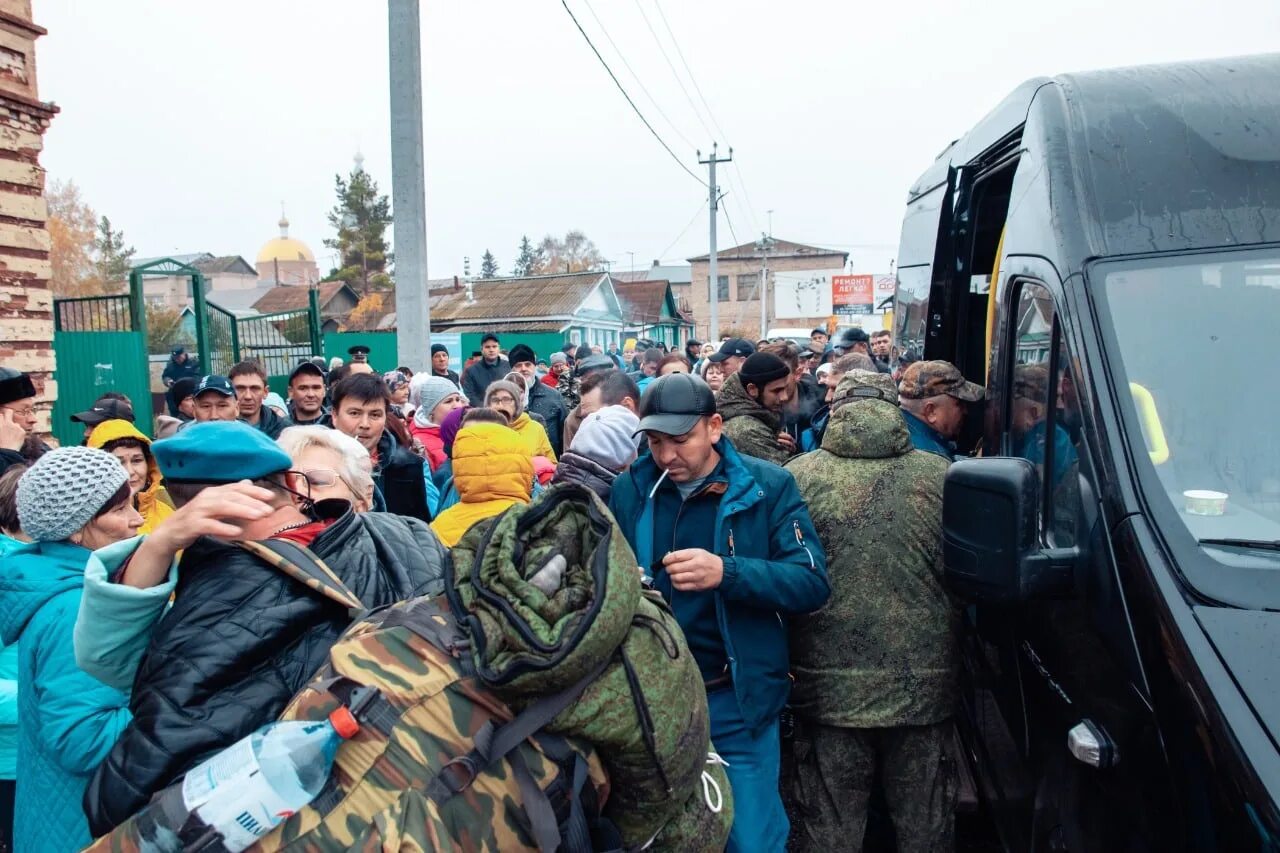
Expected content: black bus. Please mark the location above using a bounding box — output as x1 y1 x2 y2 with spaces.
894 53 1280 850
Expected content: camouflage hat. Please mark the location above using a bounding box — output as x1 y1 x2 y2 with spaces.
897 360 985 402
1012 363 1050 401
832 369 899 409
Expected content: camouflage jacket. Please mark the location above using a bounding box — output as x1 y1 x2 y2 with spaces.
785 398 957 728
716 373 791 467
557 371 581 411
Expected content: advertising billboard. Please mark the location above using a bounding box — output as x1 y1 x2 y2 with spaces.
772 268 841 318
833 274 875 315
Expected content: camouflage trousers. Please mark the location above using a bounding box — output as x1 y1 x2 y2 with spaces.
789 719 956 853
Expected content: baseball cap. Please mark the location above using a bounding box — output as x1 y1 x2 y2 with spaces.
708 338 756 363
193 375 235 398
153 421 293 484
634 373 717 436
71 398 135 426
834 327 870 351
833 369 900 409
897 360 985 402
1012 363 1049 402
289 360 326 383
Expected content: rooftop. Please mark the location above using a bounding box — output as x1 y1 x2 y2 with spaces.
687 238 848 263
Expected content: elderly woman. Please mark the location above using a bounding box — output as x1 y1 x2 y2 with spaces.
87 419 175 535
0 447 140 851
276 425 376 512
488 378 556 462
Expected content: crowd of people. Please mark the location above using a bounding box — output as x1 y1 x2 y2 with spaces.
0 323 988 853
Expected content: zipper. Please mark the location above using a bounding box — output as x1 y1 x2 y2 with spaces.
793 521 816 570
727 527 735 558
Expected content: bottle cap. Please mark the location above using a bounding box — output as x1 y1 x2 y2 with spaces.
329 706 361 739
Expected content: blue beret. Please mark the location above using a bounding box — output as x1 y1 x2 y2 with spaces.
153 421 293 483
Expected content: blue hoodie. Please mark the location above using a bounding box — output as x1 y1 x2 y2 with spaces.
0 535 22 782
608 437 830 734
0 540 131 852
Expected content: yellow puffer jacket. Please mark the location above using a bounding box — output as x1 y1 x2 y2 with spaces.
509 412 557 463
430 422 533 547
87 419 174 535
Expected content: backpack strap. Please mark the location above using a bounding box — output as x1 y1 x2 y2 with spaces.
236 538 365 613
424 654 611 806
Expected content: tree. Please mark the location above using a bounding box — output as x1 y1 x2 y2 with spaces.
46 179 102 297
512 235 541 277
480 249 499 278
94 216 135 285
323 163 392 295
533 230 605 274
344 292 386 331
145 304 187 354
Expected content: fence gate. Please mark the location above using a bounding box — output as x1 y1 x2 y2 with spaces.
199 288 322 397
51 290 152 447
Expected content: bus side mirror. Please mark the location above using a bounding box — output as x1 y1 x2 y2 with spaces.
942 457 1075 603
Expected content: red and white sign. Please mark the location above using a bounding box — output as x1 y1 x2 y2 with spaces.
833 274 874 315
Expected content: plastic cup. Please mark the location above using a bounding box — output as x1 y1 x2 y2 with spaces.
1184 490 1228 516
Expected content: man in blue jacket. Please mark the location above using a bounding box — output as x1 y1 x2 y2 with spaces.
608 373 830 852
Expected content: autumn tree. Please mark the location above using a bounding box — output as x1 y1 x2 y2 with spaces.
145 304 187 354
344 292 386 331
533 230 604 274
480 249 498 278
324 162 392 295
512 235 541 277
94 216 135 285
47 179 101 297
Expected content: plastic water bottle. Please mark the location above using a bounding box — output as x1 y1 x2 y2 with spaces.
134 708 359 852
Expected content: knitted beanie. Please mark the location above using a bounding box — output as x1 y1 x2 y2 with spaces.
439 404 469 455
570 405 641 472
411 375 464 428
17 446 128 542
485 380 526 418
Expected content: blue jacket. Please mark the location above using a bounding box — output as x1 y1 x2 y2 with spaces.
0 535 22 781
0 541 131 852
608 437 830 734
902 409 957 462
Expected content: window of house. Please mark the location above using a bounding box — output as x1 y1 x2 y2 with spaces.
1009 280 1081 547
736 272 759 302
711 275 729 301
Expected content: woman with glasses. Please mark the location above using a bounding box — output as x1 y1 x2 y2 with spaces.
275 425 375 512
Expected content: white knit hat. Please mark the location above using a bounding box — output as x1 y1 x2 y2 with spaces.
17 446 129 542
571 405 641 472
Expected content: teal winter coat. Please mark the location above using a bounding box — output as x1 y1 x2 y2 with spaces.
608 437 830 734
0 540 132 852
0 534 22 781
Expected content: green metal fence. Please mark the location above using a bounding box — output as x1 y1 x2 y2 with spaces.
204 301 239 378
52 292 153 446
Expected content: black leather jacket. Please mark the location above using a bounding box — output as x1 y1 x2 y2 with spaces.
373 429 431 522
83 502 449 835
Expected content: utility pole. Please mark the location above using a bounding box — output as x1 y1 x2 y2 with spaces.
756 232 775 339
698 143 732 342
389 0 430 371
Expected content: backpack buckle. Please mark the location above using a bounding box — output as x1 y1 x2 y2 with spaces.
438 755 480 794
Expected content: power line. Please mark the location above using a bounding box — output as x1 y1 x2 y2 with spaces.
630 0 715 142
655 198 707 262
721 193 742 251
650 0 763 233
652 0 729 142
560 0 706 187
580 0 696 151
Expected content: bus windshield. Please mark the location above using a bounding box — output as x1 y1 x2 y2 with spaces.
1100 248 1280 575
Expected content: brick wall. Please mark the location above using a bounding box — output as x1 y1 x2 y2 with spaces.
0 0 56 434
688 249 848 341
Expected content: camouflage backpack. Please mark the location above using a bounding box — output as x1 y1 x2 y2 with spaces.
88 538 616 853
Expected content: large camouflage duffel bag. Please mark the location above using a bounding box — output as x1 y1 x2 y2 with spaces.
449 484 733 851
86 539 617 853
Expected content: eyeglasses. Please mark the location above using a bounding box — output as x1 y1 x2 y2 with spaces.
488 395 517 405
298 468 359 494
2 405 34 419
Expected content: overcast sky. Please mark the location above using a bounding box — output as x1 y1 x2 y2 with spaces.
34 0 1280 278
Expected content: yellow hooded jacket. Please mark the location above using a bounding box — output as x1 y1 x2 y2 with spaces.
87 419 174 535
430 422 533 547
508 412 557 463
